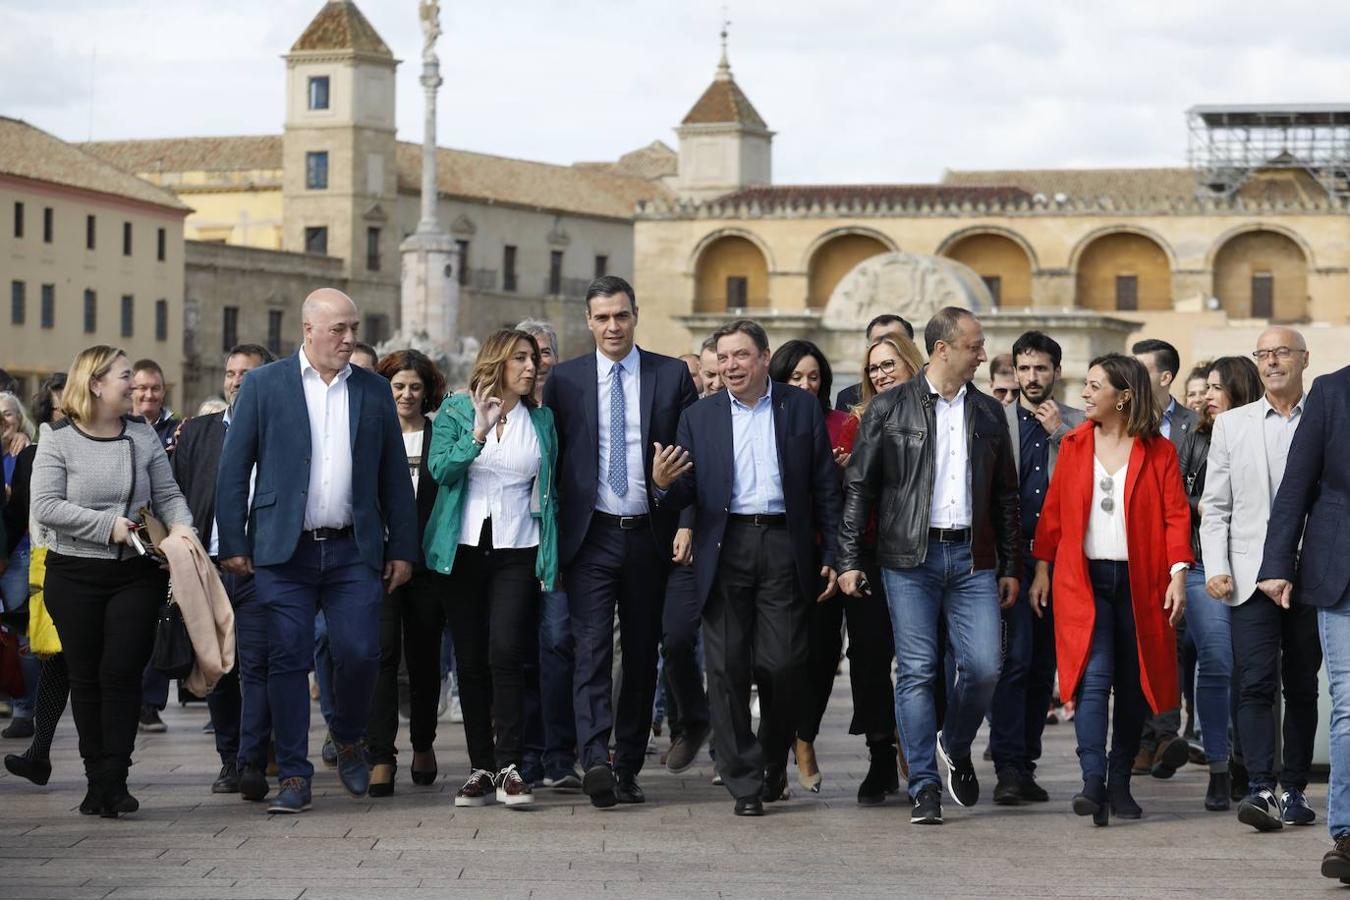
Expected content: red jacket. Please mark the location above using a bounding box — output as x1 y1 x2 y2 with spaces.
1033 423 1193 713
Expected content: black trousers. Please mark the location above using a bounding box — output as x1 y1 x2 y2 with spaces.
368 568 449 765
662 562 709 734
42 553 165 769
704 520 807 801
1140 613 1187 750
565 517 666 774
445 522 539 772
1230 597 1321 791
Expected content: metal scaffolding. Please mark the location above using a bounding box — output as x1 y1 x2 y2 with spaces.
1186 104 1350 201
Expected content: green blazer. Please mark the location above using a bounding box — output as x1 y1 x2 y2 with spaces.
422 392 559 590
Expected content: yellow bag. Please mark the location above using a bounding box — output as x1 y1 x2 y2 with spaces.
27 546 61 656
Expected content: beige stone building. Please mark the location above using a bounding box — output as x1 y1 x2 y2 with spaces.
0 117 189 400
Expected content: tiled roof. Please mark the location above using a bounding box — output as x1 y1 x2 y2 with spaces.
713 184 1032 207
682 72 767 129
0 117 189 211
575 141 678 180
941 167 1195 203
81 135 283 174
290 1 392 57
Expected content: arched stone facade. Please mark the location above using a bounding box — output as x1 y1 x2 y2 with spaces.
1211 228 1310 321
939 230 1034 308
805 230 892 308
1074 230 1173 312
693 233 771 312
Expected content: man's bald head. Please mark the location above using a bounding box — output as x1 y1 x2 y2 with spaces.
301 288 361 379
1254 324 1310 401
302 288 358 324
1257 325 1307 352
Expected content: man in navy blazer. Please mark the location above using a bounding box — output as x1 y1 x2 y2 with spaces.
653 319 841 816
543 276 697 809
1256 364 1350 880
217 289 417 814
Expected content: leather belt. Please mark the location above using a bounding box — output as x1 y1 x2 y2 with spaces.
305 526 354 542
728 513 787 526
593 512 649 530
929 527 971 543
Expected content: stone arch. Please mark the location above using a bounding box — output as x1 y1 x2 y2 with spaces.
1204 222 1316 270
1071 227 1174 312
1210 228 1309 321
938 227 1036 308
804 228 895 309
692 232 771 313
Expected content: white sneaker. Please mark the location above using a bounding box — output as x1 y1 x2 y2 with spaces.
495 764 535 807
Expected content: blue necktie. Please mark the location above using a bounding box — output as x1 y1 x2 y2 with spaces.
608 362 628 497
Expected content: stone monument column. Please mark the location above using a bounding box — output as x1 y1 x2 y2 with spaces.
399 0 459 350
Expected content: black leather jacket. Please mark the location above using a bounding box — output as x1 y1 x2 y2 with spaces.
1174 422 1211 561
838 373 1022 578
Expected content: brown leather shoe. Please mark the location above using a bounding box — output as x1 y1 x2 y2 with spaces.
495 765 535 808
454 769 496 807
1151 736 1189 779
1131 746 1153 776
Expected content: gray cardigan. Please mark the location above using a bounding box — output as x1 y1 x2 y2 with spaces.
30 417 192 560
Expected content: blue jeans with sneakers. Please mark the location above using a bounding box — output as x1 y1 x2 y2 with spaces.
1320 596 1350 839
881 537 1002 798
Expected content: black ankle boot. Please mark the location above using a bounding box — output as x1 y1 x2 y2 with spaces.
5 753 52 786
1108 780 1142 819
1072 776 1109 826
1205 771 1231 811
857 737 899 806
94 758 138 818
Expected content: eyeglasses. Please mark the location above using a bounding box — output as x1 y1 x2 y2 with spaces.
1252 347 1306 362
1099 476 1116 514
867 359 899 377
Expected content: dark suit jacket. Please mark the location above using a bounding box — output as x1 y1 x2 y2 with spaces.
216 353 418 572
543 347 698 566
171 412 227 551
834 383 862 413
1167 400 1198 446
656 382 842 609
1258 366 1350 608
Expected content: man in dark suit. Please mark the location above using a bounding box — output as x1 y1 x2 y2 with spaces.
652 319 841 816
217 289 418 814
171 343 274 798
542 275 698 808
1256 364 1350 881
834 314 914 411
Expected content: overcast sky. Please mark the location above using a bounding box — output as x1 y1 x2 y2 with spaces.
4 0 1349 183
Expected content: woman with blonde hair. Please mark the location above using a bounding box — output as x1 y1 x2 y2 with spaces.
29 346 193 817
424 330 559 809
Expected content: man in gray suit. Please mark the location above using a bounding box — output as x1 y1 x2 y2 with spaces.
1203 326 1320 832
989 331 1084 805
1131 338 1199 778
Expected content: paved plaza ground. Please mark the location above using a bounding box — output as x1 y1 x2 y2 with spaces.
0 678 1336 899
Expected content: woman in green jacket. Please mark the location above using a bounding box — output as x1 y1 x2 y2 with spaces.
424 329 558 810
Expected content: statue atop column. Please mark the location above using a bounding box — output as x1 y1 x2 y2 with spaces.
419 1 440 64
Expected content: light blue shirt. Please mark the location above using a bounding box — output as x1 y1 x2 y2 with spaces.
595 345 647 515
728 382 785 515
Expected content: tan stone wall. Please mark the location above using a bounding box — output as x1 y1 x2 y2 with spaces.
1212 229 1309 321
943 233 1033 308
0 176 186 404
1076 232 1172 311
694 235 769 311
807 234 890 308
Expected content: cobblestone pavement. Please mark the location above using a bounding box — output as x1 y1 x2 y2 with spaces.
0 679 1334 899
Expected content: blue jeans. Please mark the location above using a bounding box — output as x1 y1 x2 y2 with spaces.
537 589 577 774
313 611 336 728
988 564 1057 775
1 545 39 719
1184 565 1232 765
1319 595 1350 839
254 533 383 782
1075 560 1150 784
881 538 1002 797
205 571 273 767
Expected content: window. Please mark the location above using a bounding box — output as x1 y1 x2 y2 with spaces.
548 250 563 295
267 310 284 356
12 202 22 238
1115 274 1138 312
120 294 134 337
304 226 328 255
503 244 517 292
308 75 330 110
726 276 748 310
305 151 329 190
41 284 54 329
155 299 167 341
86 215 96 250
594 254 608 278
222 306 239 353
981 275 1002 306
42 207 53 243
83 289 97 333
366 227 381 271
11 281 25 325
1252 272 1274 318
122 221 132 256
363 314 389 345
156 227 166 262
455 239 470 286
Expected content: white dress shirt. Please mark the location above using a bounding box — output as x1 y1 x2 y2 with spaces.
927 377 972 528
299 346 354 530
459 407 541 549
1084 455 1129 561
1260 392 1305 500
595 345 648 515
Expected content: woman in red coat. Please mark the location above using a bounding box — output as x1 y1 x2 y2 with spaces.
1029 353 1192 826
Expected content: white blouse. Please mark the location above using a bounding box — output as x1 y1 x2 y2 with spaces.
403 429 425 494
1083 455 1129 561
459 408 541 550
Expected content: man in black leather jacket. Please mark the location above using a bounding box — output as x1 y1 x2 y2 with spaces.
839 306 1021 826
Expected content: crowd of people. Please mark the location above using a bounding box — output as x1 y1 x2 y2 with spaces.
1 274 1348 882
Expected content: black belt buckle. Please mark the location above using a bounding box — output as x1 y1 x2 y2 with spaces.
930 527 970 543
309 526 350 542
618 516 643 530
731 513 786 527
